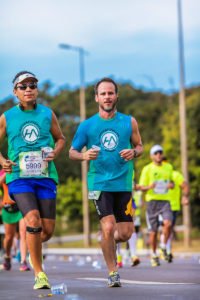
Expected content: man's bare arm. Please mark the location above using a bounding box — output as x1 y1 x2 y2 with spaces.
120 117 143 161
180 181 190 205
69 147 99 161
131 117 143 157
0 114 17 172
48 112 66 161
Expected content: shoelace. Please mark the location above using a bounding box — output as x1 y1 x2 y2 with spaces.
36 274 47 283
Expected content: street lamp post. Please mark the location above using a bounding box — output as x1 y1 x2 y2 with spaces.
59 43 91 247
177 0 191 248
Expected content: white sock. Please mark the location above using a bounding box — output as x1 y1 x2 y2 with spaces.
160 233 165 249
151 250 157 257
166 233 172 254
116 243 121 255
128 232 137 257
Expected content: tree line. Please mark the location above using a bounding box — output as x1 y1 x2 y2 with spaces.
0 81 200 233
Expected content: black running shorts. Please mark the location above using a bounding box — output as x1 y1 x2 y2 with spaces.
93 191 134 222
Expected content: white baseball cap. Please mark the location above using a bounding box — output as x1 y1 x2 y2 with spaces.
13 72 38 87
150 144 163 155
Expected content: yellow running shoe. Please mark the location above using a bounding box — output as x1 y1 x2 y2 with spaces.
33 272 51 290
108 271 121 287
151 256 160 267
159 247 169 261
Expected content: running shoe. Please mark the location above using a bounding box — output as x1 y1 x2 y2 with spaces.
167 253 173 263
19 261 30 271
131 256 140 267
3 256 11 271
107 271 121 287
159 247 169 261
151 255 160 267
33 272 51 290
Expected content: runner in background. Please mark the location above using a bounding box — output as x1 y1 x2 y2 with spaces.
139 145 174 267
160 157 189 262
0 169 30 271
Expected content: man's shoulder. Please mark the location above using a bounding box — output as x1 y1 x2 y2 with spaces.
141 162 153 172
81 113 98 125
172 170 184 181
173 170 182 176
37 103 52 112
162 162 173 171
117 112 131 119
4 105 18 116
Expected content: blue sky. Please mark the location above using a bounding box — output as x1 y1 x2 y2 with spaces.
0 0 199 102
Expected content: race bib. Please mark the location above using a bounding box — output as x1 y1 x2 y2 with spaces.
88 191 101 200
19 151 48 177
153 180 168 194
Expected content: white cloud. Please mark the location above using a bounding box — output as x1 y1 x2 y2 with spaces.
0 0 199 100
1 0 199 54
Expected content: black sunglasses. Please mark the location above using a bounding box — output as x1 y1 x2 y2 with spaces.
16 83 38 90
154 151 163 155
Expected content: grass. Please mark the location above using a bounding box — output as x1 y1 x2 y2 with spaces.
172 238 200 252
47 239 100 249
47 235 200 252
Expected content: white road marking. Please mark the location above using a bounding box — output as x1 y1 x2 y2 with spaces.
78 278 196 285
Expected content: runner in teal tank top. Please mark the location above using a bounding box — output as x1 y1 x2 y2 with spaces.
72 111 133 191
69 77 143 288
0 71 65 290
4 103 58 184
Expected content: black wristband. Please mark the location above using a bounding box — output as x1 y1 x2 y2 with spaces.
133 149 138 158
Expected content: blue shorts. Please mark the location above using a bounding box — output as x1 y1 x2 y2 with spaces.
8 178 57 200
8 178 57 219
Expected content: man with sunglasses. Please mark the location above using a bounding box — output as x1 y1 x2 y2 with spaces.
0 71 65 289
139 145 174 267
159 156 189 263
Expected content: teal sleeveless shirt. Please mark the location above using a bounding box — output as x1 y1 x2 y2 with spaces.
4 104 58 184
72 112 134 191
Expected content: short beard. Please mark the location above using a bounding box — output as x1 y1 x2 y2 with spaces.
100 102 117 113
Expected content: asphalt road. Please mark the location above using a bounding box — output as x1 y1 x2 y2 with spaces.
0 253 200 300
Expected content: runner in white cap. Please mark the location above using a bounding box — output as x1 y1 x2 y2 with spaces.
139 145 174 266
0 70 65 289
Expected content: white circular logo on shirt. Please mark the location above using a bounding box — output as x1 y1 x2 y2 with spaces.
101 130 118 151
21 123 40 143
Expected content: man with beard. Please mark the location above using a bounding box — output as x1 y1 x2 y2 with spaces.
69 77 143 287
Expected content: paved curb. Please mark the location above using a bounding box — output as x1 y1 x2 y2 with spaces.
43 247 200 257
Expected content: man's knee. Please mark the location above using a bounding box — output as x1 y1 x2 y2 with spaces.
25 211 41 228
42 229 53 242
4 232 15 242
41 220 55 242
101 222 115 239
163 219 172 229
118 232 131 242
118 224 134 241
